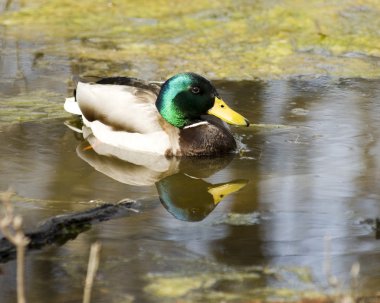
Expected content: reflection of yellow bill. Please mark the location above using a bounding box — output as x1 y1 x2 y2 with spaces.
208 97 250 126
208 179 248 205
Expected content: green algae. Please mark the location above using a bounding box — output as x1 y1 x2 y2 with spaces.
144 266 332 303
0 90 69 127
142 255 353 302
1 0 380 80
145 268 262 301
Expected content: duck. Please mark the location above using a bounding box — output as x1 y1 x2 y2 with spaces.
64 72 250 157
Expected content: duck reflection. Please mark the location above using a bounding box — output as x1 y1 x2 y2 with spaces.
76 135 248 221
157 173 247 221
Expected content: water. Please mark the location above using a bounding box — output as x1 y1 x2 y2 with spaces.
1 40 380 303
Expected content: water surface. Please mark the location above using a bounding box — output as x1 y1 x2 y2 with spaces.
1 72 380 302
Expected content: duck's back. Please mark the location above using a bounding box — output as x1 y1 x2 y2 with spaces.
67 78 180 155
76 78 162 134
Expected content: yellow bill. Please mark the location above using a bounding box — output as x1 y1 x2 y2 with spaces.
208 179 248 205
208 97 250 126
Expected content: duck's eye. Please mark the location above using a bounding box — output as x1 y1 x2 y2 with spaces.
191 86 201 94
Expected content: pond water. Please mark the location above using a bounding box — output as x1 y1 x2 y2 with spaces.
1 38 380 303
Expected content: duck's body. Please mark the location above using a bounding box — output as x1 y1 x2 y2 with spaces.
64 73 249 157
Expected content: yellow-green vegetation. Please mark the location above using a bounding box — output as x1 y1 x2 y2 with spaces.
1 0 380 79
145 270 263 300
144 268 333 302
0 90 68 127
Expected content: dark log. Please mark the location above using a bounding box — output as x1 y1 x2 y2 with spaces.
0 200 149 263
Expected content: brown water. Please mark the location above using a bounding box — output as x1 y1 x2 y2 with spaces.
1 37 380 303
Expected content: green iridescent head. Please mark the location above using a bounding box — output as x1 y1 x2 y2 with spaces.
156 72 250 128
156 73 217 128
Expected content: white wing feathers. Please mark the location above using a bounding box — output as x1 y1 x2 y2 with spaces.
75 82 161 134
64 82 174 155
64 97 82 115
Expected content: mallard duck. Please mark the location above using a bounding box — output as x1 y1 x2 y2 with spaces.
64 72 249 156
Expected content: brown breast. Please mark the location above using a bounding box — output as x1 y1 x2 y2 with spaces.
178 121 236 156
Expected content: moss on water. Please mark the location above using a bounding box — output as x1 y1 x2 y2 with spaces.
144 269 333 303
0 90 69 127
141 257 350 303
1 0 380 79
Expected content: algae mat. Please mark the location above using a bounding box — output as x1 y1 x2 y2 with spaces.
1 0 380 80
